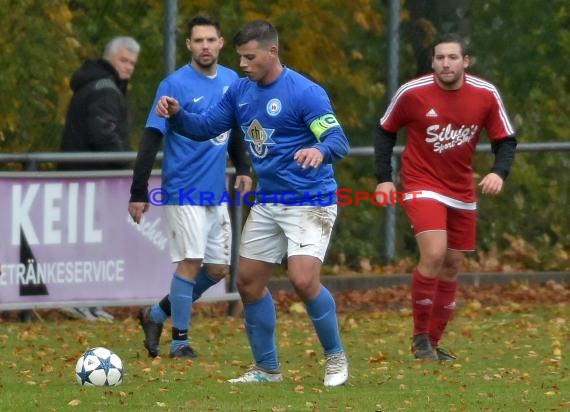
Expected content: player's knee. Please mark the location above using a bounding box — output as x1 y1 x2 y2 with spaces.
290 276 320 301
235 273 251 292
442 258 463 278
206 265 229 280
235 272 263 298
420 249 446 269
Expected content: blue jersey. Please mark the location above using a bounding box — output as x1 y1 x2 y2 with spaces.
170 67 350 204
146 64 238 205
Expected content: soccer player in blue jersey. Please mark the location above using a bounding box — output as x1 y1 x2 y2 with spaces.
156 20 350 386
128 15 252 359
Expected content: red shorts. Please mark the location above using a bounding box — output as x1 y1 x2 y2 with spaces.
404 198 476 251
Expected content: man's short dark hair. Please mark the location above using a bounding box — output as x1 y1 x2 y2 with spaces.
233 20 278 48
432 33 469 57
187 15 221 39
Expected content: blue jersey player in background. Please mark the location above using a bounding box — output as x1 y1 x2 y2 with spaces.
156 20 350 386
128 16 252 359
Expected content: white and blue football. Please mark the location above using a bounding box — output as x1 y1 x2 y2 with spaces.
75 347 124 386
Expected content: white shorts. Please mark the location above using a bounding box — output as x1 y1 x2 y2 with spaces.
164 205 231 264
240 204 337 264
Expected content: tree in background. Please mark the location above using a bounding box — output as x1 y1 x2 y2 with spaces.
0 0 567 270
0 1 80 153
470 0 570 268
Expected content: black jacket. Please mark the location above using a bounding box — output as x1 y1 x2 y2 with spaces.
58 59 132 170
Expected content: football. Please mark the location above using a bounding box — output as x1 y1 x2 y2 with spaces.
75 347 124 386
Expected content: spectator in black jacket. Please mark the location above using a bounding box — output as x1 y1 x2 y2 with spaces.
58 36 140 321
58 36 140 170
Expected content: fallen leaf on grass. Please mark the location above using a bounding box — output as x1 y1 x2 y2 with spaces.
467 300 482 311
289 302 306 314
369 351 387 363
292 374 303 382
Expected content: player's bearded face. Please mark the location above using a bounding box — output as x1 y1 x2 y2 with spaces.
187 26 224 69
432 42 469 90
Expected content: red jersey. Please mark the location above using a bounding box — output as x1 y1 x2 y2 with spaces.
380 73 514 204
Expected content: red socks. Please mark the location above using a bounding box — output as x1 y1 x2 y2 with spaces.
428 278 457 347
411 269 437 336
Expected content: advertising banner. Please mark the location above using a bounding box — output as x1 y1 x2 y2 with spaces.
0 172 231 310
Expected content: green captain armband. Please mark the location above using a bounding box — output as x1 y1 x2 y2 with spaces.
309 114 340 141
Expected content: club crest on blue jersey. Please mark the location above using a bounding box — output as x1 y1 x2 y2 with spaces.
266 99 282 116
211 130 230 146
242 119 276 158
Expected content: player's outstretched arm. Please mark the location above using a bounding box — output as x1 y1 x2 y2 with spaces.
160 92 237 142
156 96 180 118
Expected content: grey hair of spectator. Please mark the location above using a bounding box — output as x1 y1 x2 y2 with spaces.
103 36 141 60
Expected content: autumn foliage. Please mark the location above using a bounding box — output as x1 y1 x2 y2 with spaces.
0 0 568 271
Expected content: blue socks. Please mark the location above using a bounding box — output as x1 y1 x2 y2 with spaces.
169 274 195 351
193 268 221 301
243 292 279 371
149 302 168 324
305 286 343 355
148 268 221 324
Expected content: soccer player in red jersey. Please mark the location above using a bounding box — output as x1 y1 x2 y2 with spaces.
374 33 517 360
